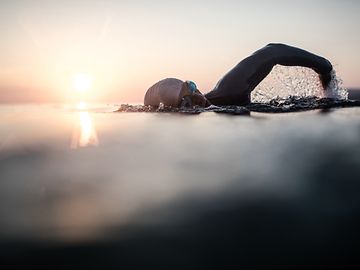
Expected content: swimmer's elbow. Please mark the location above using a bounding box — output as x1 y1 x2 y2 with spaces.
265 43 285 49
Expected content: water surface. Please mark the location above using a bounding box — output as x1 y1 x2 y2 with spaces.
1 104 360 268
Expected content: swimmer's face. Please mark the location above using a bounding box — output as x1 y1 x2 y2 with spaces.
181 80 210 108
192 92 210 107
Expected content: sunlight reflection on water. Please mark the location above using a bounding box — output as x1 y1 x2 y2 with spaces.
70 103 99 149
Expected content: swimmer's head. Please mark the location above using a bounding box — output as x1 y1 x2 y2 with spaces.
185 80 197 94
181 80 210 108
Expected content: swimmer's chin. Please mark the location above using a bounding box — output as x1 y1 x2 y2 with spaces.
180 93 211 108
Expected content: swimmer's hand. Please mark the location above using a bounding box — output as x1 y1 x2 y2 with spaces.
320 72 332 90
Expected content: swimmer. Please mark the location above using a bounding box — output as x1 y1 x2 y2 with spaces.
144 43 333 107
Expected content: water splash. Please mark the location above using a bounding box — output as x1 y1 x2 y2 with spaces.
251 66 348 102
325 70 348 100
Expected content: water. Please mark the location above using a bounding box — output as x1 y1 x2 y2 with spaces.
1 102 360 267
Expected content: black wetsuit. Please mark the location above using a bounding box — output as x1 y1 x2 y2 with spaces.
205 43 333 106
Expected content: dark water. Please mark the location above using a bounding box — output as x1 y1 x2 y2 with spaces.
1 101 360 269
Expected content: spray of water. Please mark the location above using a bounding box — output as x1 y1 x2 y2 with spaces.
325 70 348 100
251 66 348 103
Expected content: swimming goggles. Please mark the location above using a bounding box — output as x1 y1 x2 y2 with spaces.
186 80 197 94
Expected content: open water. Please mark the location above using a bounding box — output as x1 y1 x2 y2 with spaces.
1 68 360 268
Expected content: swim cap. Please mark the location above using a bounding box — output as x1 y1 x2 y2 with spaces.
186 80 197 93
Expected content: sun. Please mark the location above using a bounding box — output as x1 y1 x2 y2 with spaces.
72 73 93 93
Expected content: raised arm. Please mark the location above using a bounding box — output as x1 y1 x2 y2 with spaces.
205 43 333 106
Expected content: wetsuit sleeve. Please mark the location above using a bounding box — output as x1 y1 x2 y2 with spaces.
205 43 333 106
247 43 333 90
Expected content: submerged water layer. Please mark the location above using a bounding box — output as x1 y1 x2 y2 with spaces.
116 96 360 114
1 104 360 268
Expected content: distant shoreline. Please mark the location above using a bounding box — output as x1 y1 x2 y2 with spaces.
348 89 360 100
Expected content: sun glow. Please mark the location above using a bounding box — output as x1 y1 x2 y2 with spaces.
77 101 87 110
72 73 93 93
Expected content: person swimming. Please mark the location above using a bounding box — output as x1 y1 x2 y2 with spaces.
144 43 333 107
144 78 210 108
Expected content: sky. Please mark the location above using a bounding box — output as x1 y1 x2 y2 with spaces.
0 0 359 103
